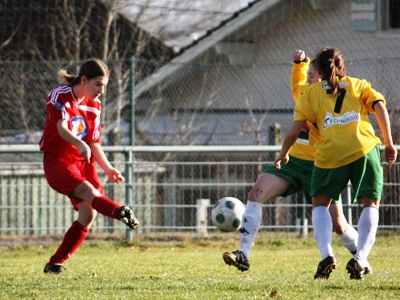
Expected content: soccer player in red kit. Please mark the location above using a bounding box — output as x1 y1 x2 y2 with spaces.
39 59 139 274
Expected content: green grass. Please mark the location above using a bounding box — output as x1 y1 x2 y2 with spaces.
0 236 399 299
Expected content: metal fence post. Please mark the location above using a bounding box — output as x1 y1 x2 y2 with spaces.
129 55 135 147
125 56 136 241
296 192 308 238
346 181 352 226
125 150 134 241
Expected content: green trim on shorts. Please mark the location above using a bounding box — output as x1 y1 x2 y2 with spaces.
262 155 341 204
311 146 383 203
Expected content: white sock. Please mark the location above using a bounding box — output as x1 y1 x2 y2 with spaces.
312 206 334 259
239 201 262 259
355 206 379 267
338 226 358 255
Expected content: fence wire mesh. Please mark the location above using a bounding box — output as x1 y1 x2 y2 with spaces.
1 59 400 147
1 0 400 243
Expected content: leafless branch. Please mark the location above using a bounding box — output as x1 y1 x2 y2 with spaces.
0 20 22 52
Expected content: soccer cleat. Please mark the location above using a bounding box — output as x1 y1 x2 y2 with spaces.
119 206 140 230
351 251 373 275
364 265 373 275
223 250 249 272
313 256 337 279
346 258 365 280
43 263 66 274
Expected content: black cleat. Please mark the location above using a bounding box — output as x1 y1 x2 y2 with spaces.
364 265 373 275
346 258 365 280
119 206 140 230
351 251 373 276
223 250 249 272
44 263 66 274
314 256 337 279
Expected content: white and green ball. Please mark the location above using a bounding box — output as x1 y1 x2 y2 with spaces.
211 197 245 232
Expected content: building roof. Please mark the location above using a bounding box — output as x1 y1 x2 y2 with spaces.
120 0 260 52
133 0 283 99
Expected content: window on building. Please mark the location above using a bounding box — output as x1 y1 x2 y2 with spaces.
389 0 400 28
351 0 400 31
351 0 378 31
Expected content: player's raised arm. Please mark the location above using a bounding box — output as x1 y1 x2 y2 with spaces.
291 49 309 102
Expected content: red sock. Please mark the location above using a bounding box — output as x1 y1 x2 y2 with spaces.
91 196 121 220
48 221 89 265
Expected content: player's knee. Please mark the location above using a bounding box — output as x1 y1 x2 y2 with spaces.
361 197 379 209
73 182 100 201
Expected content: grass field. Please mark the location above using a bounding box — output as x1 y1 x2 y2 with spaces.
0 235 399 299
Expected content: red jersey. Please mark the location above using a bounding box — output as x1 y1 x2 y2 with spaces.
39 86 102 161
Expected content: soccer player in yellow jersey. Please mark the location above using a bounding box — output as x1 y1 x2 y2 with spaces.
223 50 363 277
275 47 397 280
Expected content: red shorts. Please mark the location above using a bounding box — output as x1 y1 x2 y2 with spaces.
43 153 105 210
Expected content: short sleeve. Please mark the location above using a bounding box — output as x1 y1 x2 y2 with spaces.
358 79 386 113
294 87 315 123
46 90 69 120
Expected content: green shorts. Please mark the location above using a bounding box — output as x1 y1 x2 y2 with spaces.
311 146 383 203
263 155 341 204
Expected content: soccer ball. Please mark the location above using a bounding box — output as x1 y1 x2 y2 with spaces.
211 197 245 232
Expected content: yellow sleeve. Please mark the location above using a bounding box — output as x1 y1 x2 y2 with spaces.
290 58 310 103
358 79 386 114
294 87 315 123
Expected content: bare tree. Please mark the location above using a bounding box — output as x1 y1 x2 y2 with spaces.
0 0 175 142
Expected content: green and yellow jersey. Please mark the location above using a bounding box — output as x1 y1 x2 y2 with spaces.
294 76 384 168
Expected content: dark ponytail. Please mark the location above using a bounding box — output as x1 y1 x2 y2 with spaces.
59 58 109 86
315 47 345 96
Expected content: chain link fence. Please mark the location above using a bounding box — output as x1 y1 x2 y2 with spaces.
1 0 400 244
1 58 399 244
1 58 400 147
1 0 400 145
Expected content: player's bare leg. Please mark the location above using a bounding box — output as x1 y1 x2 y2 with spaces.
224 173 291 271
